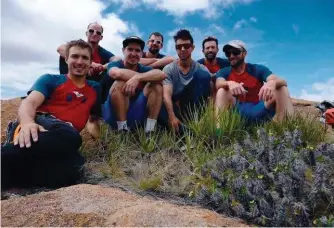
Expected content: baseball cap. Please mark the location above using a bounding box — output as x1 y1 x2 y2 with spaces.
123 36 145 50
223 40 246 52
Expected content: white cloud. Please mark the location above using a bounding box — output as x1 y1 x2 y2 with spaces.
109 0 257 18
298 78 334 102
1 0 140 99
292 24 299 35
233 19 248 30
250 16 257 23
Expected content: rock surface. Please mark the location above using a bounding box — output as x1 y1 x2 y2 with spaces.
1 184 248 227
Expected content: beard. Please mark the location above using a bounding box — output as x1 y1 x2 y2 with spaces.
148 47 159 55
205 52 217 61
230 58 244 68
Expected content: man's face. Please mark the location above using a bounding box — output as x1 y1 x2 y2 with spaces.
86 23 103 44
224 47 246 67
123 42 143 66
147 35 163 55
66 46 91 77
175 39 194 61
203 40 218 61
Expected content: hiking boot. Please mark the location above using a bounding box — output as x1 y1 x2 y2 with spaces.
3 119 20 147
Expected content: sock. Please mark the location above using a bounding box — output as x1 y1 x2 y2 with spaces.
145 118 157 133
117 121 128 131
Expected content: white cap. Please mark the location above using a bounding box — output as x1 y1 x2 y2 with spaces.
223 40 246 51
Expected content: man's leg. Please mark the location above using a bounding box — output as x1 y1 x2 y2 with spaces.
1 120 83 190
265 86 294 121
143 83 163 133
215 88 236 115
110 80 130 130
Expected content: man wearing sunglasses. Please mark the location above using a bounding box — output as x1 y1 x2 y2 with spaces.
215 40 294 124
57 22 120 82
139 32 175 70
159 29 211 132
102 36 166 133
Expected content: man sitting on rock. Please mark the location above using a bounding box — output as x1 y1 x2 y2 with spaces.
215 40 294 124
2 39 101 190
102 36 166 133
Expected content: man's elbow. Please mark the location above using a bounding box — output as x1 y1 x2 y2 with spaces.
161 72 168 80
109 68 120 80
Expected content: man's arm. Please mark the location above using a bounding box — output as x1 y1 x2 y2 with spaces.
109 67 166 82
57 44 67 58
149 56 175 69
18 91 45 124
139 58 158 66
163 84 176 119
266 74 287 88
216 78 229 90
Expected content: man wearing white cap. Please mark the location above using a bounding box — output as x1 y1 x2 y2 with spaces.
215 40 293 123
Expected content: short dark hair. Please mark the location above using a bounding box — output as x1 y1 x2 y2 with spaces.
202 36 218 50
149 32 164 43
173 29 193 44
65 39 93 60
87 22 104 33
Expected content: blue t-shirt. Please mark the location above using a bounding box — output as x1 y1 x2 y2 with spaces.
216 63 272 103
197 57 230 74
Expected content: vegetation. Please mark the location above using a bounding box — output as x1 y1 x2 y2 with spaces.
81 102 334 226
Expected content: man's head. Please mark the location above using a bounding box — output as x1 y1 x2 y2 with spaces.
223 40 247 67
147 32 164 55
65 39 93 78
173 29 194 61
202 36 219 61
122 36 145 66
86 22 103 44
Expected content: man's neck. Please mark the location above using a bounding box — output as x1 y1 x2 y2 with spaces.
146 51 158 58
232 62 247 75
124 61 138 71
178 58 193 68
68 74 86 88
205 58 217 65
89 41 99 51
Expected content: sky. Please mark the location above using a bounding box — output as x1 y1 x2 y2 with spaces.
1 0 334 101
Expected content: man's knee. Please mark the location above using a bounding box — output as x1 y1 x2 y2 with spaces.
216 88 231 99
144 82 163 97
110 80 125 96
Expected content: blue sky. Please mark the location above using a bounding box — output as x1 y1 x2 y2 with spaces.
2 0 334 101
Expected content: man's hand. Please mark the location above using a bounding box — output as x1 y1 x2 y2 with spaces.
259 81 276 102
122 74 140 96
14 122 47 148
169 116 181 132
88 62 104 76
228 81 247 97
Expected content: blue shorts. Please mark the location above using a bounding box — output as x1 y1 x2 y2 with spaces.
235 100 275 124
102 92 148 130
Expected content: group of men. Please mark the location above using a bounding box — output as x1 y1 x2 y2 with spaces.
1 22 293 191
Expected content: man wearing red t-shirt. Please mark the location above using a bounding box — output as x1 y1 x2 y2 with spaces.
2 39 101 190
197 36 230 100
215 40 294 123
57 22 121 82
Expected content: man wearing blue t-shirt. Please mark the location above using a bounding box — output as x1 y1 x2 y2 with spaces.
139 32 175 70
160 29 211 132
215 40 294 123
102 36 166 132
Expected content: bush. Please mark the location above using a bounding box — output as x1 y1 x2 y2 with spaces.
195 128 334 226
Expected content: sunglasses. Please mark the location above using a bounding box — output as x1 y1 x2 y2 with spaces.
175 43 192 50
224 49 243 57
149 39 162 45
88 29 102 36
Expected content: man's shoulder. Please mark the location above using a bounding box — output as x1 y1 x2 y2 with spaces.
98 45 112 53
86 80 101 93
216 57 230 67
163 60 177 71
246 63 270 74
197 58 205 64
39 73 68 83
